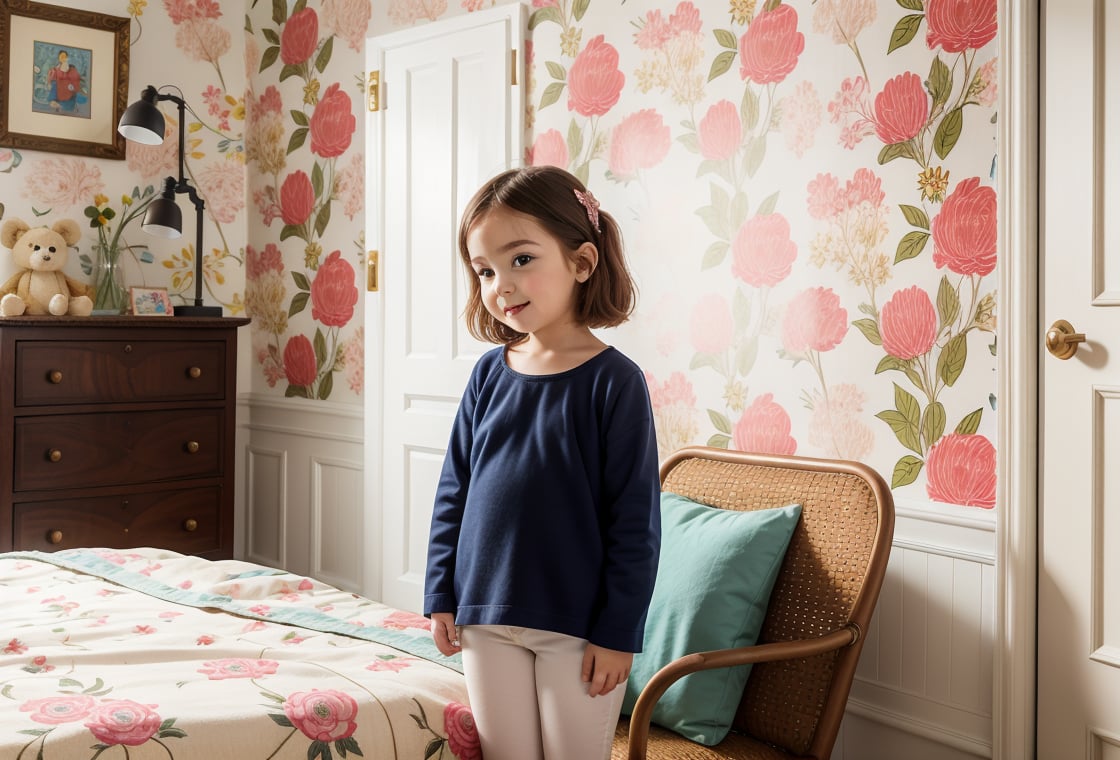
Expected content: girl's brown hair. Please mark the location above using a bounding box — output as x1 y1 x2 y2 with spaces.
457 165 637 345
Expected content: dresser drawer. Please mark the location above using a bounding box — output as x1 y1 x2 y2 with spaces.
13 487 222 554
13 409 223 491
15 340 226 406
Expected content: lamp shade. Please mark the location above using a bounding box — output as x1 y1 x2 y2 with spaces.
141 196 183 238
117 95 166 145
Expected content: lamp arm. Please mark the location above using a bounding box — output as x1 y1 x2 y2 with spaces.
174 182 205 308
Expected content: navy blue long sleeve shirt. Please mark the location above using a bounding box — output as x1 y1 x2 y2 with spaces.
424 346 661 653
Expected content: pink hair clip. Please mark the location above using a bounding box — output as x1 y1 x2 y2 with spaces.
573 188 601 233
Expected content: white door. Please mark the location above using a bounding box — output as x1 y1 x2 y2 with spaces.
364 5 524 611
1038 0 1120 754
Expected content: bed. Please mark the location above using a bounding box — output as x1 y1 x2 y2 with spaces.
0 547 477 760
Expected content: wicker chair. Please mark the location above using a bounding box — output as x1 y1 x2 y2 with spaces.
613 446 895 760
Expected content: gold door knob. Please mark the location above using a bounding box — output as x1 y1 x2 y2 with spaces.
183 518 198 532
1045 319 1086 360
48 530 63 545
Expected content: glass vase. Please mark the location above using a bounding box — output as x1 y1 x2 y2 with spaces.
91 243 129 315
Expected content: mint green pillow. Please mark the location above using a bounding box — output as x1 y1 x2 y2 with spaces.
622 492 802 746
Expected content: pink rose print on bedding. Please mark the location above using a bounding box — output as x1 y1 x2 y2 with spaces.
84 699 163 746
20 695 95 724
925 0 997 53
568 35 625 117
283 689 360 741
444 702 482 760
738 3 804 85
382 609 432 631
925 433 996 508
198 658 280 680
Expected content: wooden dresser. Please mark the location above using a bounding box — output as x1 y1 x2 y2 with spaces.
0 316 249 559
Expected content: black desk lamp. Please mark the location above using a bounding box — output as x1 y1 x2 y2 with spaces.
117 85 222 317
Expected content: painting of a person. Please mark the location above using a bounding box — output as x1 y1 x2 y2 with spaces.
47 50 81 112
31 44 90 118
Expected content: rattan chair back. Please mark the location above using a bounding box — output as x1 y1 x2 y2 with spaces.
619 446 894 759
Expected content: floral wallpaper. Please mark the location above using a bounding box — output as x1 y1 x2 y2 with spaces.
375 0 999 510
0 0 999 512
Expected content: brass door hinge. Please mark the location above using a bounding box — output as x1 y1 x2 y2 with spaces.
367 251 379 292
368 70 380 112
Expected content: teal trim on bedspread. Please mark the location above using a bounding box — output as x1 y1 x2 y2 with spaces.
3 550 464 673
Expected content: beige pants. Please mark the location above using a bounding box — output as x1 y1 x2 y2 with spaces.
459 625 626 760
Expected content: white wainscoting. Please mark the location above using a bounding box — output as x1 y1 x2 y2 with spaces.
836 500 997 759
238 396 997 756
238 395 365 592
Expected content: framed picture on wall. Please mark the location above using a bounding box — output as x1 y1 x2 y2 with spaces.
0 0 130 159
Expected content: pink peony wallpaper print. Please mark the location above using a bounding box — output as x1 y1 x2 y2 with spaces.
0 0 999 511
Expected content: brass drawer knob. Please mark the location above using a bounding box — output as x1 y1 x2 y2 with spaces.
48 530 63 545
185 441 200 454
48 370 63 384
48 448 62 463
188 366 202 379
183 518 198 532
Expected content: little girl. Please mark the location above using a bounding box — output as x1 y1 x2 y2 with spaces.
425 165 661 760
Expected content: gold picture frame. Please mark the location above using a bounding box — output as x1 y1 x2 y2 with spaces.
0 0 130 159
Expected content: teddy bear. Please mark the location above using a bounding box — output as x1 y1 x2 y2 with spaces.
0 217 94 317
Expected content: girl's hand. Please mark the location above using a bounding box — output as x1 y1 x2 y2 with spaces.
431 612 461 656
581 644 633 697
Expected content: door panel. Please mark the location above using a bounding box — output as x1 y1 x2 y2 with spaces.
1039 0 1120 754
365 5 524 611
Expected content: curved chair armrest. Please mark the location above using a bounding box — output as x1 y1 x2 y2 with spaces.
625 624 862 760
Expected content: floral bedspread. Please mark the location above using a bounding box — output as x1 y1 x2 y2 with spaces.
0 548 479 760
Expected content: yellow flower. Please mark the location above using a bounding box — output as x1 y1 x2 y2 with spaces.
730 0 756 25
97 214 110 227
122 194 133 206
918 166 950 203
303 79 321 106
560 27 582 58
304 242 323 269
128 0 146 18
94 193 110 208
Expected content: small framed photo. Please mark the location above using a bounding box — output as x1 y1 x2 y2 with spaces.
129 286 174 316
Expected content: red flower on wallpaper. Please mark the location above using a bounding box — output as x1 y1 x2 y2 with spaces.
781 287 848 355
443 702 482 760
738 3 805 85
309 83 356 159
733 393 797 455
698 99 741 161
879 285 938 360
932 176 997 276
925 0 997 54
528 128 568 168
283 335 317 387
873 72 929 144
567 35 625 117
925 433 996 508
280 170 314 226
280 8 318 65
609 109 671 180
311 251 358 327
731 213 797 288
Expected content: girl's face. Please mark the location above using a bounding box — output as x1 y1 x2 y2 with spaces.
466 206 593 341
